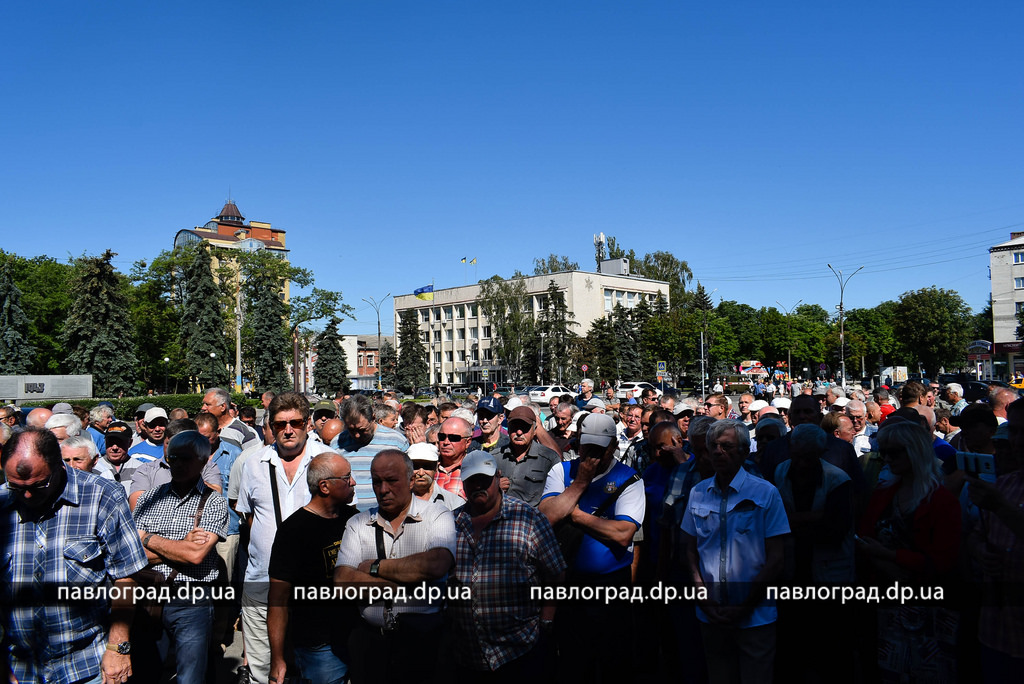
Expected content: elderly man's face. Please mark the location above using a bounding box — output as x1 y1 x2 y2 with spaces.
438 418 470 462
704 400 726 420
738 395 753 415
709 429 743 477
834 416 856 443
345 413 375 447
372 453 413 517
4 447 58 512
201 393 227 418
61 446 96 472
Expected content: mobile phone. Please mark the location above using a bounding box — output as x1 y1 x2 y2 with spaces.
956 452 996 478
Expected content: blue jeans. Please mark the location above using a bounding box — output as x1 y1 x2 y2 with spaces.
295 643 349 684
162 598 214 684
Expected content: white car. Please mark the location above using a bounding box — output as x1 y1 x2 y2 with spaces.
528 385 577 402
616 382 663 400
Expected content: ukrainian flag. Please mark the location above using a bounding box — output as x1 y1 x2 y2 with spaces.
414 285 434 301
470 258 477 264
461 257 467 263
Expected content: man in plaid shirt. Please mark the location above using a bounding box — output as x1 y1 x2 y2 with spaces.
447 450 565 679
132 430 228 684
1 427 148 684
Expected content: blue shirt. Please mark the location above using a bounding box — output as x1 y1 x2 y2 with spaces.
333 425 409 509
86 425 106 457
681 467 790 628
209 440 243 535
1 466 148 684
127 439 164 462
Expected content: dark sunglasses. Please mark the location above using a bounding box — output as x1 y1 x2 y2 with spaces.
437 432 468 443
271 418 307 432
7 473 53 494
412 460 437 470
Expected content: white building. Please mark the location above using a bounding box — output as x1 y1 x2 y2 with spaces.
989 231 1024 377
393 265 669 388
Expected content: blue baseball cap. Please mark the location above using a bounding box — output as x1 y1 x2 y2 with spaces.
476 397 503 416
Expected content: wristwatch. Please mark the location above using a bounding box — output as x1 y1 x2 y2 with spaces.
369 560 381 578
142 533 155 549
106 642 131 655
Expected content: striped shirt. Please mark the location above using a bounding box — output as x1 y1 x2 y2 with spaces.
1 466 148 684
333 425 409 508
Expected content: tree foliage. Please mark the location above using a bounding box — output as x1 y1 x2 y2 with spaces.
313 318 351 395
180 244 232 390
379 338 398 389
533 280 577 383
893 286 973 378
395 309 427 392
477 276 535 384
0 256 36 374
7 253 74 374
61 250 137 396
237 250 293 393
533 254 579 275
606 237 692 308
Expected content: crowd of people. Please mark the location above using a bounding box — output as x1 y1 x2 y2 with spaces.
1 376 1022 684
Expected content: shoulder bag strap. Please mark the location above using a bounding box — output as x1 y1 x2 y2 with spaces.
592 472 641 518
267 461 282 526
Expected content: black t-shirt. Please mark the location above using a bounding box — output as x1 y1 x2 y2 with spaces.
268 506 358 647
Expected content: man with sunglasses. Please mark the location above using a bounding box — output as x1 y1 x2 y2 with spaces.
1 427 148 684
435 416 474 499
236 391 336 684
268 452 357 684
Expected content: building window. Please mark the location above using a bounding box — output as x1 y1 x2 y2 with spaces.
483 348 493 361
445 329 453 341
469 303 478 317
1016 302 1024 314
471 349 479 362
604 289 613 312
445 351 453 362
1015 278 1024 290
482 326 491 339
432 307 440 321
455 305 464 319
456 328 465 340
443 306 452 320
616 290 625 306
420 309 430 323
357 356 363 368
419 331 428 343
434 351 441 363
1015 252 1024 264
458 350 466 362
627 292 636 308
469 327 478 341
368 354 375 368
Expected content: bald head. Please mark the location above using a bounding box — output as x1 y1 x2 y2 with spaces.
991 388 1017 418
26 408 53 429
320 418 343 446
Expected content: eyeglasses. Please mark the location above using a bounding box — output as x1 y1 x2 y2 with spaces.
321 474 354 483
437 432 469 442
7 473 53 494
411 460 437 470
271 419 307 432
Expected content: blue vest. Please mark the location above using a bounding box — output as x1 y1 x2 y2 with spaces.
561 460 640 574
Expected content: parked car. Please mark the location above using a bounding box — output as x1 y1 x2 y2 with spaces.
616 382 663 400
492 386 515 397
529 385 577 402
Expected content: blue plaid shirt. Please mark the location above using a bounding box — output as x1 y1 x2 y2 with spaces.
448 494 566 671
1 466 148 684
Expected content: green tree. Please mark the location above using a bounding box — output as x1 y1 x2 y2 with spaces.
973 296 994 342
61 250 137 396
533 254 579 275
7 253 75 374
379 339 398 389
313 317 350 395
606 237 692 308
477 275 535 384
717 301 763 361
0 256 36 374
893 287 973 378
534 280 577 383
129 249 189 393
395 309 427 392
581 316 617 384
612 304 641 380
180 244 231 390
237 251 293 393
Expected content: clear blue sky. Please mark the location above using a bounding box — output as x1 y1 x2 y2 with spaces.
3 1 1021 336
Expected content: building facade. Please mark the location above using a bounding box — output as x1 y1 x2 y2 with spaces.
393 269 669 388
989 231 1024 377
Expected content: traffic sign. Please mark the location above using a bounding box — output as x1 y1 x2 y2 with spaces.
482 369 489 380
657 361 667 373
819 363 828 371
581 364 589 372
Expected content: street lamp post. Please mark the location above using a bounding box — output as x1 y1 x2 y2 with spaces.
776 299 802 382
163 357 170 395
362 293 392 390
827 264 864 387
209 352 217 393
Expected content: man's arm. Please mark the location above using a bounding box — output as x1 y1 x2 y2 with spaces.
101 576 136 684
349 548 455 584
139 528 217 566
267 578 291 684
538 458 599 526
568 507 637 548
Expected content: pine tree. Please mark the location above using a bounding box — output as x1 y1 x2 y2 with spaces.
612 303 642 380
653 291 669 316
246 282 291 393
61 250 137 396
380 339 399 389
535 280 577 384
180 244 231 390
0 257 36 374
585 316 617 385
313 318 350 394
395 309 427 392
